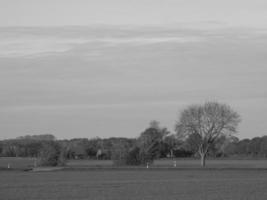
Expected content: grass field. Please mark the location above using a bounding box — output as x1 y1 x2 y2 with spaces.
1 157 267 169
0 157 34 169
1 169 267 200
67 159 267 169
1 158 267 199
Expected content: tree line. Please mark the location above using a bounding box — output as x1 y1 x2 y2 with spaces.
1 130 266 165
0 102 265 167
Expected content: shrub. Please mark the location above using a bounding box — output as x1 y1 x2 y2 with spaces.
37 141 66 166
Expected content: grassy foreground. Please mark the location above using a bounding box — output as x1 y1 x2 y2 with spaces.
1 169 267 200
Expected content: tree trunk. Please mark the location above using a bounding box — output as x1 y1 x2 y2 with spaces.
200 153 206 167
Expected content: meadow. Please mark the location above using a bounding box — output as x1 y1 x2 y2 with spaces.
1 158 267 199
67 158 267 169
1 169 267 200
1 157 267 169
0 157 34 169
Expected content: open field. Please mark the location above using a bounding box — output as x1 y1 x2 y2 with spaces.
1 158 267 199
1 169 267 200
67 159 267 169
1 157 267 170
0 157 34 169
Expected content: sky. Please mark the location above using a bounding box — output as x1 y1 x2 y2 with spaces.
0 0 267 139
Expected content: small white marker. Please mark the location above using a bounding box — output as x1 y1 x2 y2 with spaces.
146 162 149 169
173 160 177 167
7 163 10 169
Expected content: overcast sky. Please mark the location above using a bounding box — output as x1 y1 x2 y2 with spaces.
0 0 267 139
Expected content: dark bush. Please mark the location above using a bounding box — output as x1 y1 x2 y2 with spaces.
125 146 141 165
37 141 66 166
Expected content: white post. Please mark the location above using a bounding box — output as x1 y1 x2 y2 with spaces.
7 163 10 169
146 162 149 169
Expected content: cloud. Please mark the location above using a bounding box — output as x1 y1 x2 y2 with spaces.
0 26 209 57
1 26 267 57
0 36 204 57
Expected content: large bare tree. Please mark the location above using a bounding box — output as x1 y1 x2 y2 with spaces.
175 102 241 167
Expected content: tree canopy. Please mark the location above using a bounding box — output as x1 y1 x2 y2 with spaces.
175 102 241 166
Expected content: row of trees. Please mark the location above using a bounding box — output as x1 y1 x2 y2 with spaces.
2 102 264 167
0 135 67 166
1 132 266 165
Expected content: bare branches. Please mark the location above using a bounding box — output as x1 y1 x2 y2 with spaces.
175 101 241 166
